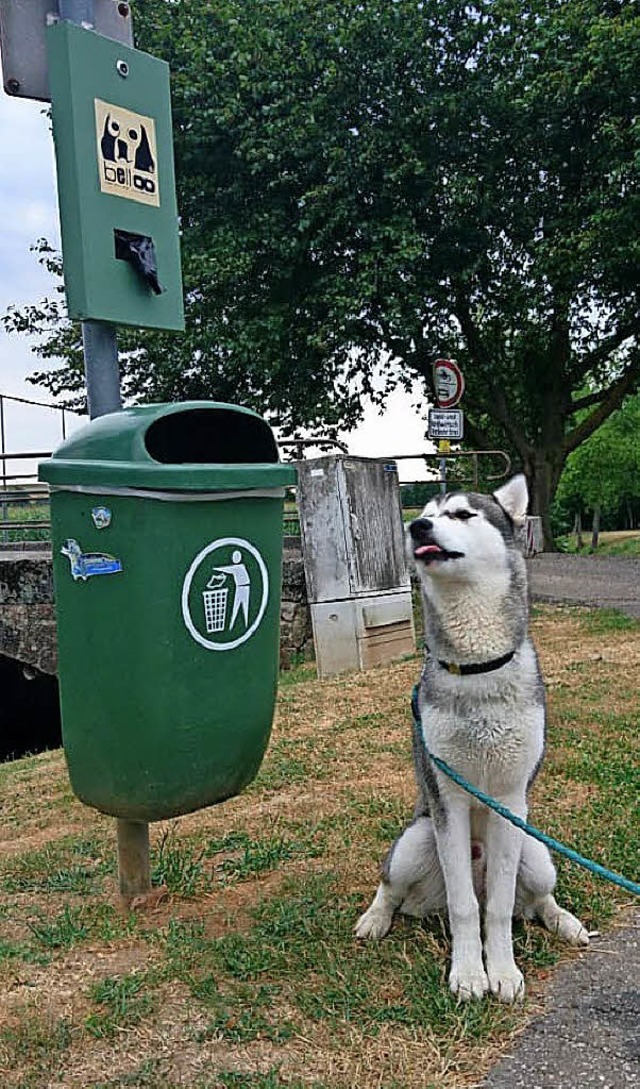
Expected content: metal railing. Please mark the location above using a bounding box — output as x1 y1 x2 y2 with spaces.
0 393 82 546
0 453 52 545
0 408 511 545
385 449 512 491
280 448 512 539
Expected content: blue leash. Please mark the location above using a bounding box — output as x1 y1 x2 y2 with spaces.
411 684 640 897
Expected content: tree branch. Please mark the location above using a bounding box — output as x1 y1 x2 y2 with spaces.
571 388 608 412
563 355 640 455
572 317 640 382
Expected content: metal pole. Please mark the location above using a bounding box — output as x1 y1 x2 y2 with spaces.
438 440 449 495
1 395 7 543
57 0 149 906
56 4 122 421
81 320 122 418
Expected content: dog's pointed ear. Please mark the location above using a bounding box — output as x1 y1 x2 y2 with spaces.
493 474 529 525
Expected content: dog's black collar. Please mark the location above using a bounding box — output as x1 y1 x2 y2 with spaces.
426 647 516 676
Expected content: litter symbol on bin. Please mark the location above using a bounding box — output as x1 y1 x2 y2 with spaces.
203 574 229 634
182 538 269 651
203 551 252 634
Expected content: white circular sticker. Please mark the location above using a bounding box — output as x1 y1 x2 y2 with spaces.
181 537 269 651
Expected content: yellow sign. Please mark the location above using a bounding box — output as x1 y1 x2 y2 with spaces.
94 99 160 207
438 439 451 454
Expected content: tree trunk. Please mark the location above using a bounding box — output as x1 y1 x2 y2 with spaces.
574 511 583 550
591 504 601 551
524 451 564 551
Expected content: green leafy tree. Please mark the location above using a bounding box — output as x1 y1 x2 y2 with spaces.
4 0 639 546
555 394 640 543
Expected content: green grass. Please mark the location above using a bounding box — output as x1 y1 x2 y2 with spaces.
26 904 90 949
577 608 640 635
0 500 50 542
88 1060 168 1088
0 837 111 895
152 826 209 897
247 720 353 792
24 901 138 954
85 973 157 1039
0 1015 73 1069
147 871 521 1048
218 1072 328 1089
556 531 640 557
602 537 640 556
278 660 318 686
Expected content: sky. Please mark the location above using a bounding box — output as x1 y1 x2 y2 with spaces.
0 87 433 481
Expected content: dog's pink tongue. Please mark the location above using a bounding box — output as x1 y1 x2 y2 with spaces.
414 544 442 557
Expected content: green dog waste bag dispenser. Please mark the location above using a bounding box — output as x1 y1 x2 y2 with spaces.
40 403 296 822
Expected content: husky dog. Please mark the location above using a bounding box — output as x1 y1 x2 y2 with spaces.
355 475 589 1002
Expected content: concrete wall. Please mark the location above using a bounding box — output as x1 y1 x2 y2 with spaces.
0 552 58 674
0 548 314 677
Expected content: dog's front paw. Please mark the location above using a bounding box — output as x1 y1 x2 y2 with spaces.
354 904 393 941
449 962 489 1001
487 962 525 1004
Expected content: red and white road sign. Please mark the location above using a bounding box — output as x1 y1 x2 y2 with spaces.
433 358 465 408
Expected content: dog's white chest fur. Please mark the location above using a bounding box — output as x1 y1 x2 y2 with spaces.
424 641 545 798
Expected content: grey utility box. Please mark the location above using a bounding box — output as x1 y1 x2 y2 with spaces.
296 455 415 677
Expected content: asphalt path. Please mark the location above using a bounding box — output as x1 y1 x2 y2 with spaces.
482 913 640 1089
528 553 640 619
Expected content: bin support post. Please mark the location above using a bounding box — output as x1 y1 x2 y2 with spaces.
117 820 151 902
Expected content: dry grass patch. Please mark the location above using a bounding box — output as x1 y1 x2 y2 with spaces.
0 605 637 1088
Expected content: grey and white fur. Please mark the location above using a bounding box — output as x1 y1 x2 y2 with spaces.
355 475 589 1003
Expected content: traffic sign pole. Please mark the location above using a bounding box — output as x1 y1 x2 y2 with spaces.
438 440 450 495
82 316 121 419
432 359 465 495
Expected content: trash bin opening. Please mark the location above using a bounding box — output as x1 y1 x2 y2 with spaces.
144 407 279 464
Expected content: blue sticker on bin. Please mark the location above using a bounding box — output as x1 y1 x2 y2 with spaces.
91 506 112 529
61 538 122 582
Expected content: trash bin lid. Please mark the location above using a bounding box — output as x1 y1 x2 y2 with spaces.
39 402 297 491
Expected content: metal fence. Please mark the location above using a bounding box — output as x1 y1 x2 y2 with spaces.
0 401 511 546
280 448 512 541
0 394 83 545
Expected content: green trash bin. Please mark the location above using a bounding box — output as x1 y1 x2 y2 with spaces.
39 402 297 822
